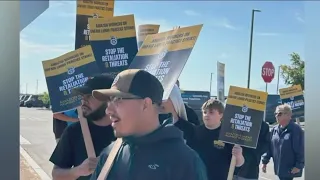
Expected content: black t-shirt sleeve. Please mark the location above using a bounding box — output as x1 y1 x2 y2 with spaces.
174 119 196 144
49 126 74 168
185 104 200 125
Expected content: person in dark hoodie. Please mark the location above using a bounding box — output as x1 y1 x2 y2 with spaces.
90 69 208 180
173 98 245 180
261 104 304 180
233 120 270 180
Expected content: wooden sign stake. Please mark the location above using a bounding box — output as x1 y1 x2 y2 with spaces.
77 107 96 158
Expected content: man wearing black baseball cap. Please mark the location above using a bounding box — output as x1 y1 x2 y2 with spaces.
90 69 208 180
50 74 116 180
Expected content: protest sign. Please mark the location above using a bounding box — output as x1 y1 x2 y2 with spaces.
42 45 100 113
89 14 138 78
137 24 160 48
219 86 268 148
75 0 114 49
217 61 225 103
181 90 210 110
129 24 203 100
279 85 305 118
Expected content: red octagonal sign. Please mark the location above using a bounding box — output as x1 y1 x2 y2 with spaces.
261 61 275 83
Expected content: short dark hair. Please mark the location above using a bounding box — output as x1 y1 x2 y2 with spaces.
202 99 224 114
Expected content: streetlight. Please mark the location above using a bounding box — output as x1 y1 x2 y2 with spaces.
276 65 281 94
247 9 261 89
210 73 214 96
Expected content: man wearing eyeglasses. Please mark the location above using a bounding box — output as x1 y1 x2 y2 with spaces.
90 69 208 180
261 104 304 180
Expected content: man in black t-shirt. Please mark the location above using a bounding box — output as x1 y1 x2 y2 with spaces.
49 74 116 180
174 99 245 180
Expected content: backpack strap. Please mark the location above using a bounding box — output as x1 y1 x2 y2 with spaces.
97 138 123 180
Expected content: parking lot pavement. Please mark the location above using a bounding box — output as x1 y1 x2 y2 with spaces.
20 107 305 180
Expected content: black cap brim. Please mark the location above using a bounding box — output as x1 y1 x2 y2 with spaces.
72 86 93 95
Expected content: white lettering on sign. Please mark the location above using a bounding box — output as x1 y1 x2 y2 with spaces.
262 68 274 77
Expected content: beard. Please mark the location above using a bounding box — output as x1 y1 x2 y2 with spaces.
84 103 107 122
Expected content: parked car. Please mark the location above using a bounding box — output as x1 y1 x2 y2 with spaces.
20 94 31 107
24 95 49 108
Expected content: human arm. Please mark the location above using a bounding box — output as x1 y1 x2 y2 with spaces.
185 104 200 125
174 118 197 146
291 126 305 171
90 149 109 180
53 113 79 122
256 122 271 156
50 127 99 180
50 127 77 180
261 128 274 166
232 145 245 167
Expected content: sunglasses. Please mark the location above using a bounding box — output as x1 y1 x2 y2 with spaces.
274 112 285 117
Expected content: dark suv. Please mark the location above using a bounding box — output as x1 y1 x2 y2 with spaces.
24 95 49 108
20 95 31 107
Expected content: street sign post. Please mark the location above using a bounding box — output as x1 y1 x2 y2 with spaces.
261 61 275 92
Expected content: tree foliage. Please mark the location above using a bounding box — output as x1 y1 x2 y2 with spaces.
40 92 50 105
280 52 305 90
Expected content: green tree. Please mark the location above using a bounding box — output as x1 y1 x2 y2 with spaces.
40 92 50 106
280 52 305 90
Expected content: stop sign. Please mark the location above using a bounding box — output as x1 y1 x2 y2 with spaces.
261 61 275 83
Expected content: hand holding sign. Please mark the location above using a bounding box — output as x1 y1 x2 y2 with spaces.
74 156 100 177
219 86 268 180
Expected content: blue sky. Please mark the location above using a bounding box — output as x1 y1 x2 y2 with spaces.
20 1 305 96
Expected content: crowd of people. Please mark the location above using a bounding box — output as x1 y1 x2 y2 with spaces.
50 69 304 180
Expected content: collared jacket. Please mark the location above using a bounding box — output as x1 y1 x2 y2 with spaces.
90 123 208 180
262 121 304 178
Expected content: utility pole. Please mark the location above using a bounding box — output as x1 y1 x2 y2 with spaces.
36 79 39 94
247 9 261 89
210 73 213 96
276 65 281 94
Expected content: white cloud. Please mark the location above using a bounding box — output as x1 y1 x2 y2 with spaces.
218 53 229 59
20 37 73 59
50 1 74 8
295 12 305 23
256 32 280 36
211 17 238 30
184 10 201 17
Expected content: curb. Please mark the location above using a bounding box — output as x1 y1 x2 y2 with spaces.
20 146 52 180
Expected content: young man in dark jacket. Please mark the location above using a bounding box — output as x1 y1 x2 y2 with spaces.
261 104 304 180
90 69 208 180
233 120 270 180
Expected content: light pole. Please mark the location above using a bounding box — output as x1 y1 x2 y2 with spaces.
210 73 214 96
247 9 261 89
276 65 281 94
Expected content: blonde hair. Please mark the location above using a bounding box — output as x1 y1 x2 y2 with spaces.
276 104 292 114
